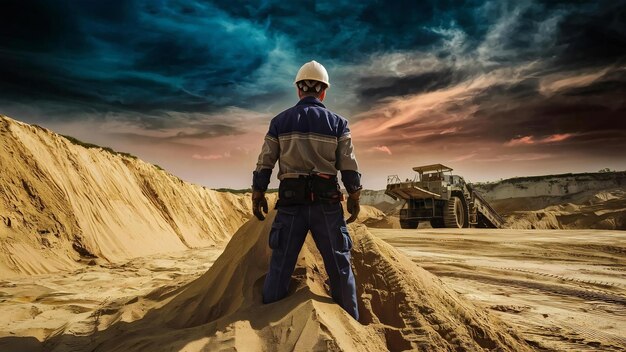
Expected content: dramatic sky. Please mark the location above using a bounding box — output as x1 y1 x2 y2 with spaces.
1 1 625 189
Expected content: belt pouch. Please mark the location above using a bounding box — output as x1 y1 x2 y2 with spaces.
278 178 309 206
311 176 341 203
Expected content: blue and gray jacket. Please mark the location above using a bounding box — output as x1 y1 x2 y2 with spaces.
252 96 361 193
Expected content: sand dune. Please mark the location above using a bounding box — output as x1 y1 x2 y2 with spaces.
0 115 252 278
2 211 532 351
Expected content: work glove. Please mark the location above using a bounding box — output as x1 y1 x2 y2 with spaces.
252 190 268 221
346 190 361 224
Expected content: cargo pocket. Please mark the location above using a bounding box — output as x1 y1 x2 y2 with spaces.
339 226 353 252
268 222 282 250
277 205 298 216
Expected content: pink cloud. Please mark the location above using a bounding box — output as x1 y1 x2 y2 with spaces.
439 127 459 135
539 68 608 96
474 153 553 162
192 153 225 160
542 133 574 143
451 153 477 162
506 133 575 146
371 145 392 155
506 136 535 146
512 153 553 161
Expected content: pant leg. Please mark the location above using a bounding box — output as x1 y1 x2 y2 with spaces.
263 205 309 304
309 202 359 320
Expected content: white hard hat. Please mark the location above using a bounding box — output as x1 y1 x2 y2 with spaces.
294 60 330 87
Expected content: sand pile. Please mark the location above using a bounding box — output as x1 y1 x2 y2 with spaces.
346 203 387 225
347 197 401 229
23 211 532 352
494 189 626 230
361 214 401 229
0 115 253 278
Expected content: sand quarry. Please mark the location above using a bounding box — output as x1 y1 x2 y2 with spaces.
1 115 626 351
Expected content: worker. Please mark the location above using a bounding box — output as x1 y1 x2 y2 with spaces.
251 60 362 320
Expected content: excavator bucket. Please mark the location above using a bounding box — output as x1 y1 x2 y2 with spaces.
385 182 441 201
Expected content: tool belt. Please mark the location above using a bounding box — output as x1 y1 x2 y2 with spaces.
277 174 343 207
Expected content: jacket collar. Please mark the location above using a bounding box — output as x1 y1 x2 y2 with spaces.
296 96 326 108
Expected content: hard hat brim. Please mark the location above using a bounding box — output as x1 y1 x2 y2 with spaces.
294 60 330 87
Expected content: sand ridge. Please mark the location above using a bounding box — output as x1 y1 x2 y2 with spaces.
0 115 253 278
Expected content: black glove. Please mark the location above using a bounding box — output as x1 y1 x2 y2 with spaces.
252 190 268 221
346 190 360 224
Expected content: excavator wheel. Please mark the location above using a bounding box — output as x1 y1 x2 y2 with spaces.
400 219 419 229
443 196 468 228
430 218 445 228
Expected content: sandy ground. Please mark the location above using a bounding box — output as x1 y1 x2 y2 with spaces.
371 228 626 351
0 246 224 343
1 221 624 351
0 216 532 352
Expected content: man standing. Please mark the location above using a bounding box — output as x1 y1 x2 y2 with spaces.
251 60 362 320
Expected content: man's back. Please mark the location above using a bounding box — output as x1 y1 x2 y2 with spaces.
261 96 356 180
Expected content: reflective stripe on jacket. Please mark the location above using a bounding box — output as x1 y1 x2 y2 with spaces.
253 96 361 192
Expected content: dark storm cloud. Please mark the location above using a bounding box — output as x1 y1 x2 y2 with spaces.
209 0 473 58
463 65 626 144
353 1 626 100
357 68 471 100
0 0 625 141
108 123 244 144
0 0 279 126
0 0 509 121
550 2 626 68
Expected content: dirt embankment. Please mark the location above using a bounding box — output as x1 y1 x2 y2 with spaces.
473 172 626 200
474 174 626 230
0 115 253 278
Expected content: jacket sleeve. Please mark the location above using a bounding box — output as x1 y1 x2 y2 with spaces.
252 119 280 192
336 119 362 193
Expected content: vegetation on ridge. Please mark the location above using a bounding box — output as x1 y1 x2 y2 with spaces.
472 170 626 191
60 134 138 160
214 188 278 194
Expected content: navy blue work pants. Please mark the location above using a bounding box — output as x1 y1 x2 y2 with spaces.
262 202 359 320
